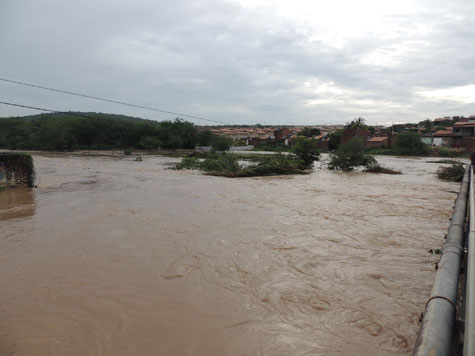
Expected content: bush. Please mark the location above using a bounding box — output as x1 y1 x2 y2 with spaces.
365 148 394 155
201 154 240 172
430 146 466 158
328 138 377 171
236 154 306 177
291 137 320 168
393 132 429 156
363 162 401 174
436 162 465 182
435 146 451 157
233 139 247 146
186 151 219 159
253 142 290 152
176 157 201 170
176 153 308 177
211 154 307 178
426 159 459 164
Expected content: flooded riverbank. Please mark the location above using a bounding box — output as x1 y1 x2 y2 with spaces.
0 152 462 355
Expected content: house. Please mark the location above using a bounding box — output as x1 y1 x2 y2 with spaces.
452 121 475 152
340 129 368 145
366 136 389 149
421 135 432 145
273 127 296 146
432 128 453 147
434 117 454 127
314 134 329 150
453 122 475 137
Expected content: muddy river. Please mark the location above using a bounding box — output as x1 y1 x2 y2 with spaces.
0 152 462 355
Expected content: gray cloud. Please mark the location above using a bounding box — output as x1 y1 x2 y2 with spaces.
1 0 475 125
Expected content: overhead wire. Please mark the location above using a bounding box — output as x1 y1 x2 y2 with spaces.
0 101 166 128
0 77 228 125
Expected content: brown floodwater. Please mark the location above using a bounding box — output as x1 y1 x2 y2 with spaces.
0 152 463 355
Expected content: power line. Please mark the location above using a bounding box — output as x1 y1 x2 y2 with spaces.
0 100 163 127
0 77 228 125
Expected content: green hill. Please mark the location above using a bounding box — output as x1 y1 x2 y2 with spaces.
0 112 206 151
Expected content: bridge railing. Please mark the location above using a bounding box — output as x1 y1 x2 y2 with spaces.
464 166 475 356
412 165 470 356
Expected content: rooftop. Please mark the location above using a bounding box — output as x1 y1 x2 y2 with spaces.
433 129 453 137
367 137 388 142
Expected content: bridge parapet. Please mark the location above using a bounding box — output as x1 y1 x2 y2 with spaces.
413 166 470 356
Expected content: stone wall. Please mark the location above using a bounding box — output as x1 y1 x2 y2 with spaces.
0 153 35 188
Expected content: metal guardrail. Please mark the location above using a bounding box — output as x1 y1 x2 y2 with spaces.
464 166 475 356
413 165 470 356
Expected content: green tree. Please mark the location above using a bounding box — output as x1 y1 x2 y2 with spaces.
210 135 233 153
157 119 198 149
298 127 321 137
421 119 433 132
138 136 162 149
328 138 376 171
345 117 368 130
328 129 344 150
197 130 213 146
291 137 320 168
0 113 201 151
420 119 434 145
393 132 428 155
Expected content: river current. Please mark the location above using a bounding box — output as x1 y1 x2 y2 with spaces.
0 152 462 355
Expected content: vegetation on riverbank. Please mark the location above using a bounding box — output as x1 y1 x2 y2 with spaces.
436 162 465 182
328 138 400 174
208 154 309 177
426 159 462 164
177 137 319 177
328 139 377 171
363 162 402 175
253 142 290 152
0 113 215 151
187 151 274 163
176 153 309 177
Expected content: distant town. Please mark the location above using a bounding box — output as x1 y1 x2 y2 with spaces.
199 115 475 152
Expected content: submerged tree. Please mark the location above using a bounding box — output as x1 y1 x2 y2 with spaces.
328 138 376 171
328 129 344 151
291 137 320 168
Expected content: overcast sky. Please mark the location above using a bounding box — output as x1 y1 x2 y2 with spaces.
1 0 475 126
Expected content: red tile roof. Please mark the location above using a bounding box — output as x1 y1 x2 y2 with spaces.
433 130 453 137
454 121 475 127
367 137 388 142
